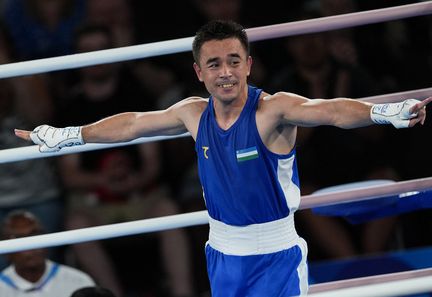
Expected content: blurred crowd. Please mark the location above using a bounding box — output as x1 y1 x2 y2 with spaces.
0 0 431 296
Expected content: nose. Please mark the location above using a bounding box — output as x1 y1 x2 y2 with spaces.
219 63 232 78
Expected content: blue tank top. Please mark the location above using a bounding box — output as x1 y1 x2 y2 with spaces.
196 85 301 226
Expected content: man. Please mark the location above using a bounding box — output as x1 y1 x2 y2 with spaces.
15 20 430 296
0 210 95 297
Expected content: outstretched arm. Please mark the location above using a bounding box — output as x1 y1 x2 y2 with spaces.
82 108 187 143
269 92 431 129
15 97 204 152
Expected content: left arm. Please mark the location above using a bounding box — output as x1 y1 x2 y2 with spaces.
267 92 431 129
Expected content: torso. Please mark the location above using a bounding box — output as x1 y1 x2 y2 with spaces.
193 85 301 225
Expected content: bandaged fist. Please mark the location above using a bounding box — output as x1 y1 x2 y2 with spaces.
371 97 431 129
28 124 84 152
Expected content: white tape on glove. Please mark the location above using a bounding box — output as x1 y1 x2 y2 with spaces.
370 99 420 129
30 125 84 152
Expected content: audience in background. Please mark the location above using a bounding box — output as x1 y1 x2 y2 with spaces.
55 24 194 297
0 210 95 297
0 24 64 270
0 1 432 296
2 0 85 60
86 0 135 48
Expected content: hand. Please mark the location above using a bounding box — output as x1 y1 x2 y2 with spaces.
15 124 84 152
370 97 432 129
408 96 432 127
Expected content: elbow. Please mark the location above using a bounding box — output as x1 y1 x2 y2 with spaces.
116 112 141 142
126 114 140 141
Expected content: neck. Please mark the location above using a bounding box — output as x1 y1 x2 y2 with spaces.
213 86 248 130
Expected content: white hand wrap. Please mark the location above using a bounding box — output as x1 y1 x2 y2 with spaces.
30 125 85 152
370 99 420 129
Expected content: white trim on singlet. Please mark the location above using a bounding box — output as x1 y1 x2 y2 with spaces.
277 156 301 213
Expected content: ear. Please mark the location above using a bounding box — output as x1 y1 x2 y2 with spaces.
193 62 203 82
246 56 253 77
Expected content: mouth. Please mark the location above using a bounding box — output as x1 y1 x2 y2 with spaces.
217 82 236 89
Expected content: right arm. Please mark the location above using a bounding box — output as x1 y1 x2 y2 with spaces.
15 96 206 151
82 108 186 143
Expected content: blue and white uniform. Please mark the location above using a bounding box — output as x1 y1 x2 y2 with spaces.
196 85 309 296
0 260 95 297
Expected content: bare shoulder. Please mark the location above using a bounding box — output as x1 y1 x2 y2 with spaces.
261 91 307 105
168 96 208 119
170 96 208 116
258 91 306 116
167 96 208 139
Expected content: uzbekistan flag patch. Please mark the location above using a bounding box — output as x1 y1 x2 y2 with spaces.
236 146 259 162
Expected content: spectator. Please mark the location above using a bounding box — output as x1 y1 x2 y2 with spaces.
57 24 194 297
0 210 95 297
86 0 135 47
2 0 85 60
0 23 64 269
320 0 359 67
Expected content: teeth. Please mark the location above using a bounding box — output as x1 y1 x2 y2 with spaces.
220 83 233 88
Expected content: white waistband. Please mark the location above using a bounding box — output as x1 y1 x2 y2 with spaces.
208 215 299 256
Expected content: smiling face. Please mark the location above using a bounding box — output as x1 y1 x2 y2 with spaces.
193 37 252 105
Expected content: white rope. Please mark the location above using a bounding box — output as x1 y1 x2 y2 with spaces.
359 87 432 104
299 176 432 209
308 268 432 297
0 133 189 164
0 210 209 254
246 1 432 41
1 87 431 165
0 176 430 254
0 2 431 78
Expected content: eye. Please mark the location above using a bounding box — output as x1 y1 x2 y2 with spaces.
230 59 241 66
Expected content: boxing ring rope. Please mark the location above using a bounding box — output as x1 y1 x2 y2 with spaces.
0 176 431 253
0 3 431 296
1 86 431 164
0 1 431 79
0 178 430 296
359 86 432 104
0 133 191 164
300 177 432 209
308 268 432 297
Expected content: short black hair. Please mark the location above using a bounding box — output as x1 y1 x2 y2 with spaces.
1 210 42 239
192 20 249 64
